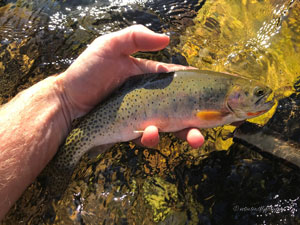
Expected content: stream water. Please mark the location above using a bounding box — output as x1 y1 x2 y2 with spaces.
1 0 299 224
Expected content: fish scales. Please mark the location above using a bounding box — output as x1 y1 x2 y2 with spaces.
43 70 274 196
56 71 233 169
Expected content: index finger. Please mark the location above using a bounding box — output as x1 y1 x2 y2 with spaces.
101 25 170 56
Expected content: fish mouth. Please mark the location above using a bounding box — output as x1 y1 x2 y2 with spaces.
255 88 274 110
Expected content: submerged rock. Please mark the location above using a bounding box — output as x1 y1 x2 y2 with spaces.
234 91 300 168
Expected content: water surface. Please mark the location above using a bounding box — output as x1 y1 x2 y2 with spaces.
1 0 299 224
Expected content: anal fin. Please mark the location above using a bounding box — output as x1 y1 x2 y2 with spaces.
88 144 114 159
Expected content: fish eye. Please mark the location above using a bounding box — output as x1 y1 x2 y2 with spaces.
254 87 265 97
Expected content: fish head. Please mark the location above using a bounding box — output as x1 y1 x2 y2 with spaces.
226 80 274 119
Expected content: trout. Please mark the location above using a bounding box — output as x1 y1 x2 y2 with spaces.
43 70 274 196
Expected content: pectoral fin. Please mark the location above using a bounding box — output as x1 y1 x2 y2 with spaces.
196 110 229 121
133 130 144 134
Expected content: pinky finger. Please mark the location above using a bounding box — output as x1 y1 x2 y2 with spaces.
175 128 204 149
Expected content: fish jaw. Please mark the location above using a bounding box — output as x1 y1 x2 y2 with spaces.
245 91 275 118
246 100 274 117
228 99 274 120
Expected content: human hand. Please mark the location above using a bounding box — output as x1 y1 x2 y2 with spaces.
57 25 204 148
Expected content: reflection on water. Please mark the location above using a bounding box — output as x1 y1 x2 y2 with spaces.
178 0 299 90
0 0 201 104
1 0 300 224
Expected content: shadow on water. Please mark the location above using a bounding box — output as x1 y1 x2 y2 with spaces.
1 0 300 224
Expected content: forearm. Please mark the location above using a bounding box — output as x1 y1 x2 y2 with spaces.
0 76 71 219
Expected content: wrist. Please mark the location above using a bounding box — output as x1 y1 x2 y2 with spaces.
11 75 73 142
54 71 98 119
51 74 75 131
37 75 73 133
